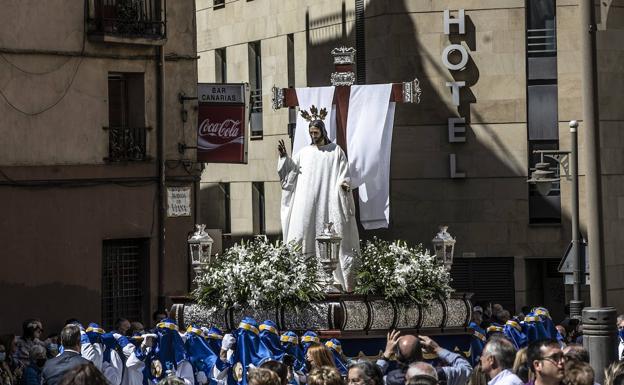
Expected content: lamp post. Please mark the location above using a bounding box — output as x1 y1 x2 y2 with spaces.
187 224 213 276
527 121 583 319
527 120 617 377
432 226 456 270
316 222 343 293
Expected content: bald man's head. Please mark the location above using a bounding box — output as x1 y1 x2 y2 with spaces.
397 335 423 363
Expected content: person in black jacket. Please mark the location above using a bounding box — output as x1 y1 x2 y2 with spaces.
41 325 90 385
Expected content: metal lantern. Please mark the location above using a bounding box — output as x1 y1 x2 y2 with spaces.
316 222 343 293
527 161 558 196
432 226 456 270
188 224 213 272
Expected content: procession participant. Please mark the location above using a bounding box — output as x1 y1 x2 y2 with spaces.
154 319 194 385
469 319 487 367
504 320 528 350
124 332 157 385
258 321 285 362
533 309 560 343
523 314 549 344
231 318 263 385
300 332 320 358
185 325 227 385
324 339 348 376
277 106 360 292
280 332 305 374
487 325 505 339
100 332 124 385
76 322 102 370
202 327 225 357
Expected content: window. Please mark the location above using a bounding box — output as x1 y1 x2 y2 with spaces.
107 73 147 162
88 0 166 41
102 238 149 329
215 48 227 83
214 0 225 8
252 182 265 235
287 34 297 141
199 182 230 234
525 0 560 224
249 41 263 137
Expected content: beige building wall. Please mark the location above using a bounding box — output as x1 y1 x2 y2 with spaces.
197 0 624 315
0 0 199 334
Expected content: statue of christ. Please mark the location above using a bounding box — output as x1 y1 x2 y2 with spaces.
277 107 360 292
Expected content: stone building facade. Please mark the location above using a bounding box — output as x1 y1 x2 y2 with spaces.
0 0 199 334
196 0 624 319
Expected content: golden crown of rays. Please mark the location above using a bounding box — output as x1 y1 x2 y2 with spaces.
299 105 328 122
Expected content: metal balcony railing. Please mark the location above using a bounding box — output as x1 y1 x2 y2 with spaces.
104 126 148 162
250 89 263 113
527 28 557 57
88 0 166 40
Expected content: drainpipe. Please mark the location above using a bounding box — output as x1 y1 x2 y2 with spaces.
157 44 166 310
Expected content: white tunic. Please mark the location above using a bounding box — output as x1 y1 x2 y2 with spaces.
278 142 360 291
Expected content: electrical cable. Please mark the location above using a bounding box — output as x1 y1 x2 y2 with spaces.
0 52 73 75
0 1 87 116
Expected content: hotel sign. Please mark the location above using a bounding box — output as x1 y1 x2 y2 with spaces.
442 9 470 178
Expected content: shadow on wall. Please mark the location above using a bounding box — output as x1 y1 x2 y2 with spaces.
0 282 99 337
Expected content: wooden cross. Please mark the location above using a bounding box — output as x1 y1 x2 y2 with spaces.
271 46 422 154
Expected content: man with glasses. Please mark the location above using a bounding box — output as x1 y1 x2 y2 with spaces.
527 340 565 385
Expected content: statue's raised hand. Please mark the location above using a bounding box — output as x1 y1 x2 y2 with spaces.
278 139 287 158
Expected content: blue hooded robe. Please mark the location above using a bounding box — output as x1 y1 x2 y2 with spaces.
325 339 348 376
258 320 285 361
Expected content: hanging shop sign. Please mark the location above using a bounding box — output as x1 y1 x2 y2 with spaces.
197 83 249 163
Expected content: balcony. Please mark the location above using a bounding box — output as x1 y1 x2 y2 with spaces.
87 0 166 45
104 126 149 162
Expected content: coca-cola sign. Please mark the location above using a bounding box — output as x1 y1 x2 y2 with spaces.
197 101 247 163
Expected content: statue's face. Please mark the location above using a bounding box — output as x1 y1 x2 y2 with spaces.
309 126 325 145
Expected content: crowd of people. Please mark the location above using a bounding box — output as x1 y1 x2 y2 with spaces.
1 306 623 385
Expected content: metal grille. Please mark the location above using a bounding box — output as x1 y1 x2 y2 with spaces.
355 0 366 84
102 239 146 329
88 0 166 39
450 257 515 312
104 126 147 162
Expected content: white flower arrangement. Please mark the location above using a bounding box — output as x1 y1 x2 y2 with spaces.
193 237 324 310
354 238 453 305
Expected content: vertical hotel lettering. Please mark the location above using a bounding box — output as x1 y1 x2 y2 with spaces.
442 9 469 178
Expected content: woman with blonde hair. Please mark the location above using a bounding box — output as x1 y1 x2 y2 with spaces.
512 347 532 383
305 343 336 371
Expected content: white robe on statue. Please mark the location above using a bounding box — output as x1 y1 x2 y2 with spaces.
278 142 360 291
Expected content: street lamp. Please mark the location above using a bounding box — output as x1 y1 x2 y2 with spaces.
527 121 583 320
432 226 456 270
188 224 213 274
316 222 343 293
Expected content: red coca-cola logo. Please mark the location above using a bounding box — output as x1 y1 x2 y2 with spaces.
199 118 241 138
